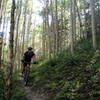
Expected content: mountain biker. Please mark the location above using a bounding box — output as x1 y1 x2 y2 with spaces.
21 46 36 75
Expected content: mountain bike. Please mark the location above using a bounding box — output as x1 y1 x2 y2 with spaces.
21 61 35 86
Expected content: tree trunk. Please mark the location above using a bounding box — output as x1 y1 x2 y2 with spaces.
26 11 32 47
4 0 15 100
55 0 59 53
0 0 3 25
83 0 87 39
21 0 27 55
0 0 2 9
75 0 83 40
14 0 22 69
50 0 56 57
0 36 3 68
42 12 46 58
70 0 74 56
73 0 76 42
90 0 97 49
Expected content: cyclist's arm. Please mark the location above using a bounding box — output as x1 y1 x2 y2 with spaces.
32 55 36 63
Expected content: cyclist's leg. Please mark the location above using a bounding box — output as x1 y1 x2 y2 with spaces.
24 63 30 85
25 64 30 76
22 62 27 75
24 63 30 77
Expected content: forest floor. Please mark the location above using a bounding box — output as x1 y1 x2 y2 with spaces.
19 75 47 100
11 38 99 100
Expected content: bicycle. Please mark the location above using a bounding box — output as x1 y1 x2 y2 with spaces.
21 61 35 86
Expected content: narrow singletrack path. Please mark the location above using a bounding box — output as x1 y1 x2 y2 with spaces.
24 86 46 100
19 75 47 100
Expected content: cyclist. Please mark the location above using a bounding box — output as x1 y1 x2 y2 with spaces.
21 46 36 75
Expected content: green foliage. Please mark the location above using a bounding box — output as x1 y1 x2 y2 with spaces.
0 69 25 100
0 69 4 100
30 39 100 100
11 88 26 100
11 70 26 100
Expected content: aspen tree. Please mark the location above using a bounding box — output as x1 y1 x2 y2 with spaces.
90 0 97 49
4 0 15 100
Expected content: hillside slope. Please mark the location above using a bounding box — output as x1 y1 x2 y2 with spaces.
31 39 100 100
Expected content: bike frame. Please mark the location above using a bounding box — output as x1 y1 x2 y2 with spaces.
24 64 30 86
21 61 36 86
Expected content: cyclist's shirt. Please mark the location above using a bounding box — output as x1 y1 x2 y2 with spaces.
24 51 35 62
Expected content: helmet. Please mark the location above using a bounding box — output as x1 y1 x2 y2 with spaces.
28 46 33 50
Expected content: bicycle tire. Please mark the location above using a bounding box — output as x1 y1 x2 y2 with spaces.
24 68 30 86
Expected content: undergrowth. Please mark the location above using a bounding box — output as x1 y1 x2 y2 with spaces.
0 70 26 100
11 70 26 100
30 39 100 100
0 69 4 100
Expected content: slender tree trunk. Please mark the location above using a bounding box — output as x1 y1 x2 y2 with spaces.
26 11 32 47
60 1 63 52
0 0 3 25
73 0 76 42
0 0 2 9
50 0 56 56
90 0 97 49
75 1 83 39
42 13 46 58
45 0 52 59
83 0 87 39
14 0 22 69
21 0 27 55
0 36 3 68
70 0 74 56
43 8 48 58
4 0 15 100
55 0 59 53
0 0 6 67
0 0 7 26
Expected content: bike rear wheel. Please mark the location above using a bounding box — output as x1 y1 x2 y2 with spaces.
24 67 30 86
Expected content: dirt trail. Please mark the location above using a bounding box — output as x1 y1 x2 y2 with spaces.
20 76 47 100
24 86 46 100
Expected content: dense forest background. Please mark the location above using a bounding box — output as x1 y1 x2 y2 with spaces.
0 0 100 100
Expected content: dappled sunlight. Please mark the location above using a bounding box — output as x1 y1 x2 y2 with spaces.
0 0 100 100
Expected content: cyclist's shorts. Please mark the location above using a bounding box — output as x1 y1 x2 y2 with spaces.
23 61 31 67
